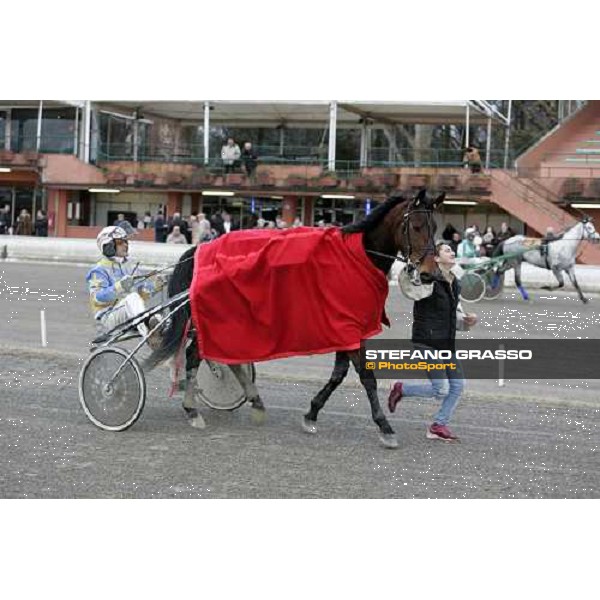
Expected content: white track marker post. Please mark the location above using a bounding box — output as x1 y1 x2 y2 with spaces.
498 343 505 387
40 308 48 348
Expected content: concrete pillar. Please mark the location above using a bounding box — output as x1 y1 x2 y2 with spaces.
167 191 182 218
191 193 201 215
328 101 337 171
303 197 314 226
203 101 210 166
54 189 69 238
282 196 298 226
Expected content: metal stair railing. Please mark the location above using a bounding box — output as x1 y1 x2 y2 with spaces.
490 170 574 229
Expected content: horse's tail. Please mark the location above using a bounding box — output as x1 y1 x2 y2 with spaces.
143 246 196 370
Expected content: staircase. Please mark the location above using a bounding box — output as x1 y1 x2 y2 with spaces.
490 170 600 264
518 101 600 178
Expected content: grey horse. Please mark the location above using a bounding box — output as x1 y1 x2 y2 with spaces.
493 218 600 303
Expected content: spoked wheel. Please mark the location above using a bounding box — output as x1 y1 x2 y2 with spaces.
195 361 256 411
79 347 146 431
460 272 486 303
484 271 504 299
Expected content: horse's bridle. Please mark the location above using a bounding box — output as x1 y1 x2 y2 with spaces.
366 204 436 284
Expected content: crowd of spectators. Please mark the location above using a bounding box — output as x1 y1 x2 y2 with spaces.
441 221 516 260
0 205 49 237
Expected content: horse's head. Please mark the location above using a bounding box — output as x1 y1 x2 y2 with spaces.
393 189 444 283
342 189 443 281
581 217 600 243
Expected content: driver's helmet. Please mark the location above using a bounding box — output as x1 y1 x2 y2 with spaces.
96 226 128 258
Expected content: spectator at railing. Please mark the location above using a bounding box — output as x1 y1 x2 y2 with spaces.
496 221 515 243
153 210 167 243
0 204 10 235
166 225 188 244
34 210 48 237
113 213 136 236
221 137 241 173
482 226 497 257
463 146 482 174
442 222 458 242
449 232 461 254
241 142 258 178
457 228 479 263
210 210 238 236
167 212 190 243
197 213 214 242
16 209 33 236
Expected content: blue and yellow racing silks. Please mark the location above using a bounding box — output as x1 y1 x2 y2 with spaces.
86 256 163 319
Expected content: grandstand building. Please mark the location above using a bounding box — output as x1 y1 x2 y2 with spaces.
1 100 599 263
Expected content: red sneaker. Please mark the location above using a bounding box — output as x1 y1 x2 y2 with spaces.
387 382 403 413
426 423 460 442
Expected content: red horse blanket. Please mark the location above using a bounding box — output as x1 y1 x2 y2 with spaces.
190 227 389 364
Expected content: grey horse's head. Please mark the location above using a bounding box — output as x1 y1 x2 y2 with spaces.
581 217 600 243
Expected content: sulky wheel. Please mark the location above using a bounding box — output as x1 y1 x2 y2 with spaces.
459 272 486 303
195 361 256 411
78 347 146 431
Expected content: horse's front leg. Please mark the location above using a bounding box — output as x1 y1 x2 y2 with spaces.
565 266 588 303
303 352 350 434
542 266 565 292
348 350 398 449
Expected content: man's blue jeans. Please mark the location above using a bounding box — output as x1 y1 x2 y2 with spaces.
399 353 464 426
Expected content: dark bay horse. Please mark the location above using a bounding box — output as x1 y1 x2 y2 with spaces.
145 189 444 448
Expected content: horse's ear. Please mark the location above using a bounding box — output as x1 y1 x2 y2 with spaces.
414 188 426 207
434 192 446 207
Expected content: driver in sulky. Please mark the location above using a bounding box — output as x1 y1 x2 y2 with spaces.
86 226 167 346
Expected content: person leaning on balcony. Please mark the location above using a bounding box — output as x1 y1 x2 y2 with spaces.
241 141 258 178
463 146 482 174
221 137 241 174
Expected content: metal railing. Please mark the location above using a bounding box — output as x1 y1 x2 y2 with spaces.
10 135 76 154
96 143 516 170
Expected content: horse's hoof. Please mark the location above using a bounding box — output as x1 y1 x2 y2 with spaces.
302 417 318 435
378 433 399 449
183 406 198 419
251 407 266 425
582 298 589 304
190 414 206 429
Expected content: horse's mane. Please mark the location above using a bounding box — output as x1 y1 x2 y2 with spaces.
144 245 196 370
341 194 407 234
168 245 196 293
